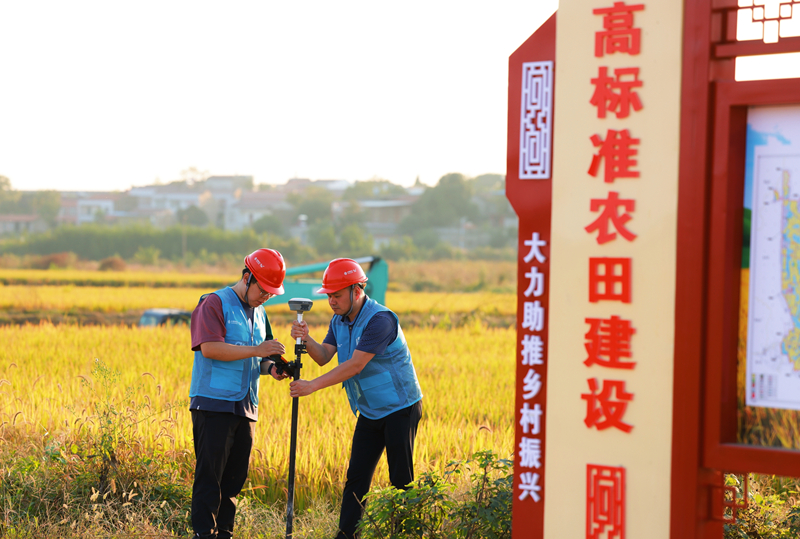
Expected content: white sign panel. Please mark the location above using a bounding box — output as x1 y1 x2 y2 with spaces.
746 105 800 409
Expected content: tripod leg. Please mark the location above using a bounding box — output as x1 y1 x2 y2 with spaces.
286 344 303 538
286 310 307 538
286 395 299 537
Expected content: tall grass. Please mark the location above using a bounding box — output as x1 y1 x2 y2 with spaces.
0 260 517 293
0 321 514 536
0 268 237 288
388 260 515 293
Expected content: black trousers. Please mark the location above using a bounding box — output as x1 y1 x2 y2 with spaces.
191 410 255 539
336 400 423 539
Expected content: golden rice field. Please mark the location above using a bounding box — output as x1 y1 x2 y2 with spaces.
0 321 515 507
0 260 516 292
0 268 233 288
0 284 516 318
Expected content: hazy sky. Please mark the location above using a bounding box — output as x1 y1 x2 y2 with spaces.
0 1 558 192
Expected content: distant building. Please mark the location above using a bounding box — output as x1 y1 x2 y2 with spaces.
314 179 350 196
284 178 350 197
206 175 254 191
57 192 120 225
0 214 48 235
77 193 118 225
332 196 418 248
202 188 242 229
49 177 443 243
57 196 78 225
226 191 293 232
128 184 209 214
284 178 312 192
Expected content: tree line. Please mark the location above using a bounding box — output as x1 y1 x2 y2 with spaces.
0 175 60 226
0 173 517 263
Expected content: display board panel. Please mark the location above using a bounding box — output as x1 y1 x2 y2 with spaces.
740 105 800 448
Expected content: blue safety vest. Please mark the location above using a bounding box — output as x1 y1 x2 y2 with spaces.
333 298 422 419
189 287 265 406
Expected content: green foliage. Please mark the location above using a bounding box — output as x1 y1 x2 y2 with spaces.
0 170 520 262
252 213 285 235
0 359 192 537
28 191 61 226
470 246 516 262
379 236 419 261
0 224 265 261
176 204 209 227
262 234 318 265
360 473 456 538
338 223 373 257
743 207 751 269
0 187 59 226
288 186 333 225
337 200 367 229
76 359 138 490
400 173 480 234
0 224 321 267
412 229 442 250
310 223 338 256
358 450 512 539
485 226 516 249
343 179 407 201
0 175 22 214
450 450 513 539
307 222 373 258
724 474 800 538
470 174 505 193
133 245 161 265
428 242 459 261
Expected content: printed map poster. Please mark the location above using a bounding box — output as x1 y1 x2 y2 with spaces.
745 105 800 411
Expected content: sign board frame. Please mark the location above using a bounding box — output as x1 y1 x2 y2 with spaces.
506 12 556 539
703 77 800 475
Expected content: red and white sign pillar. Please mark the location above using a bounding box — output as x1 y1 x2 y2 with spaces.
506 13 555 539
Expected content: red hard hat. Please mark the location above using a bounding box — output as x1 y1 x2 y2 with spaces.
317 258 368 294
244 249 286 295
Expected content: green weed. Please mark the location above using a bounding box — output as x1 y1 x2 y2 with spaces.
357 450 512 539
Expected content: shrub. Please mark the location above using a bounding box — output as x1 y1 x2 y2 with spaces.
425 242 462 261
0 224 266 261
133 246 160 266
724 474 800 538
470 246 516 262
379 237 418 261
0 358 192 538
30 251 78 269
0 253 21 268
97 256 126 272
357 450 512 539
252 214 285 235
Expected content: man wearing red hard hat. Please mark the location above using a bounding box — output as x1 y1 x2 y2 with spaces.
189 248 289 539
289 258 423 539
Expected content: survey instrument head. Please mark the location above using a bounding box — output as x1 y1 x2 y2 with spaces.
288 297 313 313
